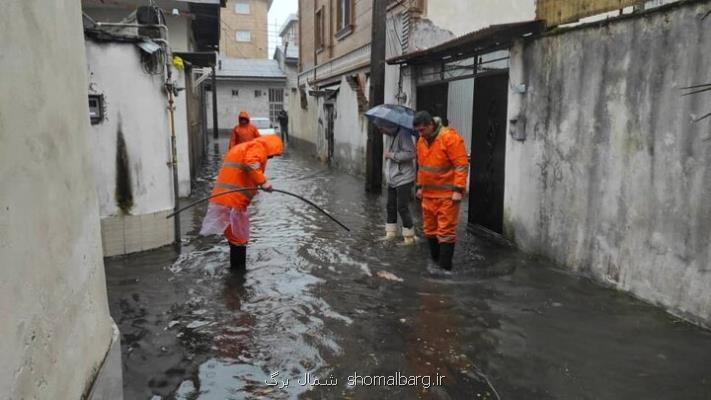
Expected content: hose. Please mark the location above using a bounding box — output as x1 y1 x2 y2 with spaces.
166 187 351 232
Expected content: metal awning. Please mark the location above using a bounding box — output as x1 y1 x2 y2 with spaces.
387 20 545 66
173 51 217 67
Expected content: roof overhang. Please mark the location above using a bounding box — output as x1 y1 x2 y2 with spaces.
216 76 286 82
173 51 217 67
387 20 545 66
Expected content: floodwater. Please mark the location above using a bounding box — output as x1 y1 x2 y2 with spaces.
105 137 711 400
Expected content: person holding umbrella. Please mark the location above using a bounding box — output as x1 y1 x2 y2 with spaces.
366 104 417 245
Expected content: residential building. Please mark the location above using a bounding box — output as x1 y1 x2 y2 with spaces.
274 14 300 137
221 0 273 58
82 0 223 256
386 0 711 326
294 0 373 174
207 58 287 132
1 1 120 398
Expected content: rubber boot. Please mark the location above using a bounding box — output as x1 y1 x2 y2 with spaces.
383 223 399 241
229 244 246 270
400 227 416 246
427 237 440 262
439 242 455 271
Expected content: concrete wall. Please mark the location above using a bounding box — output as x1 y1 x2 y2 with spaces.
290 85 321 152
86 41 175 256
332 76 370 176
206 79 285 131
0 1 115 398
505 3 711 326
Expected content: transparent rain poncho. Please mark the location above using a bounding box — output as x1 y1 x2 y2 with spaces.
199 203 250 243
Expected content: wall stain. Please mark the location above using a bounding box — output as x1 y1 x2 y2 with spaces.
115 121 133 214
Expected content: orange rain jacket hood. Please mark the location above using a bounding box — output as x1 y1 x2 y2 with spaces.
230 111 261 148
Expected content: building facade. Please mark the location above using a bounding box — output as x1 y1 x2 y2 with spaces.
82 0 222 256
1 1 120 398
221 0 272 58
207 58 287 132
275 14 300 138
294 0 373 174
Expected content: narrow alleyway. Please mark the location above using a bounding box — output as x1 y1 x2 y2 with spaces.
106 137 711 400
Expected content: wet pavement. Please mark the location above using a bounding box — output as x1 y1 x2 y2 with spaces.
105 137 711 400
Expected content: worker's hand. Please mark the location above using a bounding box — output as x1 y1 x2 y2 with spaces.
384 152 394 160
261 182 273 192
452 192 463 202
416 189 423 200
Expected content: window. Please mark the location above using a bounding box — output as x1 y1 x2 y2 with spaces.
232 90 239 97
236 31 251 42
88 94 104 125
336 0 353 37
234 1 250 14
254 90 262 97
315 7 325 50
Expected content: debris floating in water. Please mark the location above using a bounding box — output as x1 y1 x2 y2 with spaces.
375 271 404 282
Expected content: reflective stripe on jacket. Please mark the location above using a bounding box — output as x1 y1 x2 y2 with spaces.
211 135 283 210
416 126 469 198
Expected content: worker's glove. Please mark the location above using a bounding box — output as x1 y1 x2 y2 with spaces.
451 192 463 202
415 189 423 200
261 182 273 192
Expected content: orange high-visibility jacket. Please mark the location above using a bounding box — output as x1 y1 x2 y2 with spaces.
416 127 469 198
211 135 283 210
229 111 261 148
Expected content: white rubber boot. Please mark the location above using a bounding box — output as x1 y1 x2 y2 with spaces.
400 227 416 246
383 223 399 240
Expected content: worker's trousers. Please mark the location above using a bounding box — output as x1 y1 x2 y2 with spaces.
421 197 460 243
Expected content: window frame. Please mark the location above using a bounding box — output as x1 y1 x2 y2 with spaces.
336 0 354 39
315 6 325 52
235 30 251 42
234 1 250 14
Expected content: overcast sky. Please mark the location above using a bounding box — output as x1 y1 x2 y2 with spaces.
267 0 298 57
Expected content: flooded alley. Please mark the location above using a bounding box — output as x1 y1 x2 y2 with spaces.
103 137 711 400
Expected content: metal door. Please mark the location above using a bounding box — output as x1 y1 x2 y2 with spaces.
468 72 509 234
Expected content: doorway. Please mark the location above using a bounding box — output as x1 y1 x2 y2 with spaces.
416 83 448 120
468 72 509 234
324 104 335 164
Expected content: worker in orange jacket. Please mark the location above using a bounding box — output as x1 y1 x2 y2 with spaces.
229 111 261 148
200 135 284 269
414 111 469 271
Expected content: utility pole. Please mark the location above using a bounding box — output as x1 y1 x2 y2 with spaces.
211 65 219 140
365 0 387 193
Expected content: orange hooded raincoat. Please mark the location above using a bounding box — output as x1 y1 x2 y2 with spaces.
211 135 284 244
229 111 261 148
416 125 469 243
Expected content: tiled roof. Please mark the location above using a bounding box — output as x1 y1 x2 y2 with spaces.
217 58 286 79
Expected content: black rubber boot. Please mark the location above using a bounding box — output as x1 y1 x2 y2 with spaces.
229 244 246 270
439 242 455 271
427 237 440 262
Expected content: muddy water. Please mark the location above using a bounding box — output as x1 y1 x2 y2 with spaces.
106 139 711 400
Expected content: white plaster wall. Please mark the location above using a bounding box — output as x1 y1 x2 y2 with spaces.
0 1 113 398
505 3 711 326
424 0 536 38
86 41 174 217
207 80 285 131
332 76 370 176
290 84 320 150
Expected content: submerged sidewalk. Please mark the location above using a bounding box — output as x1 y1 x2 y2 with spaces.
105 138 711 399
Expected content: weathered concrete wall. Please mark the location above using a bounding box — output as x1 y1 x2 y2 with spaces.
0 1 115 398
86 41 175 256
505 3 711 325
332 76 370 176
206 80 285 131
290 85 321 153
